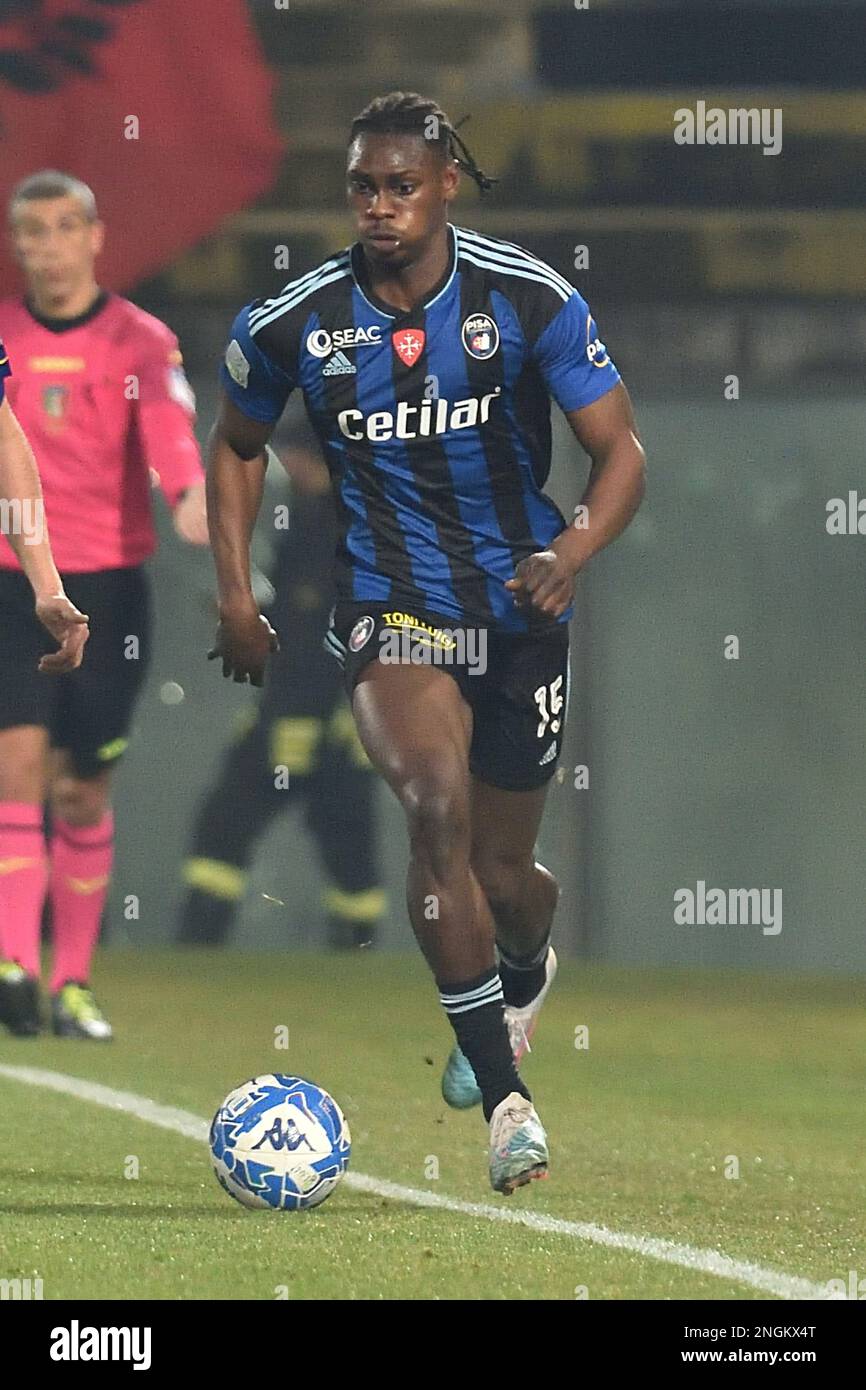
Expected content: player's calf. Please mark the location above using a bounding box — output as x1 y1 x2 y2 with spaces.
474 852 559 1007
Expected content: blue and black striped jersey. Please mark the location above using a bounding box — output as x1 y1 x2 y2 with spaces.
221 224 620 631
0 341 11 404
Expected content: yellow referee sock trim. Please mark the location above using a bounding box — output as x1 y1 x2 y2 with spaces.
323 886 387 922
183 857 247 901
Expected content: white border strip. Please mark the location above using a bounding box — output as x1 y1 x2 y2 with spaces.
0 1064 835 1301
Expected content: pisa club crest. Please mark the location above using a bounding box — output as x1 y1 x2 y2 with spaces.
462 313 499 360
349 616 375 652
391 328 425 367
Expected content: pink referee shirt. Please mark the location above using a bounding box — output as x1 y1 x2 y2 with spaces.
0 292 204 573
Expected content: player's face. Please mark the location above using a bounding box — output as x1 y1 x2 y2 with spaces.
10 195 104 296
347 134 458 270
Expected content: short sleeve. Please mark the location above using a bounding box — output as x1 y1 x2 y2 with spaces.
532 291 620 414
220 304 295 424
0 341 11 405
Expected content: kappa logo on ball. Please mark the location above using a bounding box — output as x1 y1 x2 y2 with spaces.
391 328 425 367
462 313 499 360
349 616 375 652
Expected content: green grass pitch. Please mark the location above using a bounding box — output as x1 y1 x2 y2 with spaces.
0 950 863 1300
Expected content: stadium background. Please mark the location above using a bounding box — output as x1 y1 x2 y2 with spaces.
3 0 864 970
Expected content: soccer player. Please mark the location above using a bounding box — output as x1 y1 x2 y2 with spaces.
0 341 89 669
207 93 646 1193
0 170 208 1040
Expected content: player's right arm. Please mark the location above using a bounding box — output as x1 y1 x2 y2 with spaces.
207 306 295 686
0 395 90 672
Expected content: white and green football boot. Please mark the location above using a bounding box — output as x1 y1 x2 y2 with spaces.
441 947 558 1109
488 1092 549 1195
52 982 113 1041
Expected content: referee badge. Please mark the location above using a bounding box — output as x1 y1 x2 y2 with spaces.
462 313 499 360
42 384 68 420
349 616 375 652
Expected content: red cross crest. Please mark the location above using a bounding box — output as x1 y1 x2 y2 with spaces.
391 328 425 366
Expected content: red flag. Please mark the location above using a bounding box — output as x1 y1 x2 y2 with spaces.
0 0 284 292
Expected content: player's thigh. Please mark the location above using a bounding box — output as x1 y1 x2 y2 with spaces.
58 566 152 774
351 660 473 808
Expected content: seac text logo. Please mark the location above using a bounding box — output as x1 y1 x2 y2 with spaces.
306 325 382 358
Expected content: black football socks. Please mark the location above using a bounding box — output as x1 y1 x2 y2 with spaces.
439 966 531 1120
497 934 550 1010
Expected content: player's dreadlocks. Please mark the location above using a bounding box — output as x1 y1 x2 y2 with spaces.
349 91 497 196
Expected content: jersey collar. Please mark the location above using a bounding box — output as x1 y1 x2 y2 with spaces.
350 224 457 321
24 289 110 334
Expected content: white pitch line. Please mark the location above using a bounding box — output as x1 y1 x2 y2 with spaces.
0 1063 836 1301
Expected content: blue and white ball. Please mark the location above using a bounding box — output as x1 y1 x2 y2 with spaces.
210 1074 351 1211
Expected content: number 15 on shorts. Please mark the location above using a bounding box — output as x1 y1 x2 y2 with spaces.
534 675 564 738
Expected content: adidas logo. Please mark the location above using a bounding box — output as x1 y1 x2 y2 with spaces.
322 350 356 377
538 742 558 766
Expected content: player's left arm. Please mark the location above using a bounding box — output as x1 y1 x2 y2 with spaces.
134 330 209 546
556 379 645 567
508 292 646 618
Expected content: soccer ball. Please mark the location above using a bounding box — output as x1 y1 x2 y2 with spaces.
210 1073 351 1211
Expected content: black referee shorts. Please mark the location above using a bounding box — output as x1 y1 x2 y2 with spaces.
0 564 152 777
324 602 570 793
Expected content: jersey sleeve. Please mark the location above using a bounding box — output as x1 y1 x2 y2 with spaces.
220 303 295 423
531 290 620 414
0 341 11 405
134 330 205 506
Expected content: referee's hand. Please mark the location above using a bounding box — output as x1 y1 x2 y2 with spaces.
505 549 576 619
208 601 279 686
35 593 90 673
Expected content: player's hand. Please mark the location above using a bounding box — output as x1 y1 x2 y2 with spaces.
505 549 576 619
208 601 278 686
173 481 209 546
34 594 90 673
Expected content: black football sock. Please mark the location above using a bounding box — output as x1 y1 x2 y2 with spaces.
497 934 550 1009
177 889 237 945
439 966 531 1121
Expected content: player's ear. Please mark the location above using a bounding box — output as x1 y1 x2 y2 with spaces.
443 159 460 204
91 219 106 258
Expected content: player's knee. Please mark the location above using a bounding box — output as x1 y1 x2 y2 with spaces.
400 761 469 861
51 774 110 827
473 850 536 912
0 729 49 802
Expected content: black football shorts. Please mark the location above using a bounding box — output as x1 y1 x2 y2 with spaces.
324 602 570 792
0 564 152 776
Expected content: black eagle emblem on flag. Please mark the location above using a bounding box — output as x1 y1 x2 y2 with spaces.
0 0 145 93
